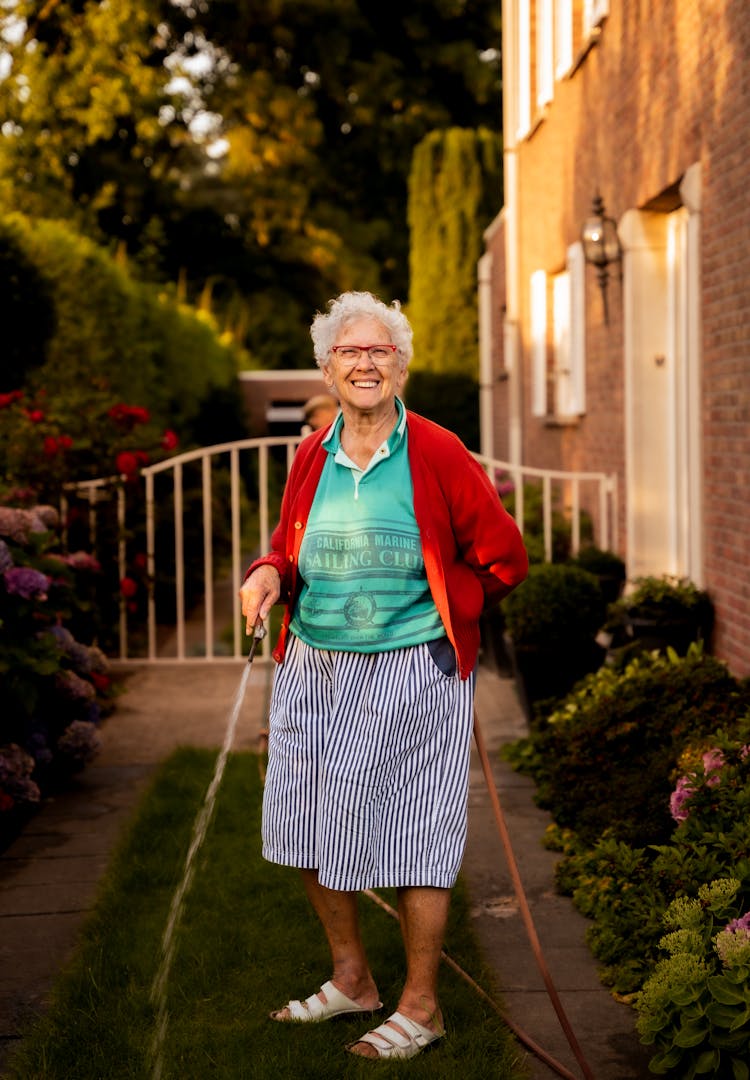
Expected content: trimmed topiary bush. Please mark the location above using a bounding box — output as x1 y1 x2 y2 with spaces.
501 562 607 715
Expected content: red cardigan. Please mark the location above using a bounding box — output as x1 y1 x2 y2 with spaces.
245 410 528 679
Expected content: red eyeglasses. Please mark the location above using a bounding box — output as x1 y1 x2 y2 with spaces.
330 345 398 363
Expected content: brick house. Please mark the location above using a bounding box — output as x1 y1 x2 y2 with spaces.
483 0 750 675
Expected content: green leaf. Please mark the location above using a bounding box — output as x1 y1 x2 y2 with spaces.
693 1048 721 1074
671 984 703 1006
705 1001 742 1028
673 1020 709 1048
711 1029 750 1051
649 1045 684 1073
709 975 747 1005
733 1059 750 1080
729 1006 750 1032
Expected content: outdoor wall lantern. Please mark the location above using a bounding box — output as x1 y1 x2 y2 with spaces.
581 194 622 324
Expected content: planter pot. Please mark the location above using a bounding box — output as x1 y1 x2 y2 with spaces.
504 633 606 723
626 615 705 655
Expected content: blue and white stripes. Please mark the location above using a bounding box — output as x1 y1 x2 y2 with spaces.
262 635 475 891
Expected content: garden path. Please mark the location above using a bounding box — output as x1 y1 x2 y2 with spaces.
0 657 651 1079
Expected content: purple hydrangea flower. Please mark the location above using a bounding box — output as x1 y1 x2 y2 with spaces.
0 743 34 774
50 624 75 650
56 721 101 767
54 670 96 703
3 566 50 599
68 641 93 675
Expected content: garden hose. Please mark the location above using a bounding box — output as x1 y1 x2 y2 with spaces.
472 711 596 1079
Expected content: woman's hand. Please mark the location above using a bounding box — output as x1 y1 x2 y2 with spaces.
239 565 281 634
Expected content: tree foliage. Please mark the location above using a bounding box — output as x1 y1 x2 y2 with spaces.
407 126 501 375
0 1 502 368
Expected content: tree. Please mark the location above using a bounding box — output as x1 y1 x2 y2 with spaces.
407 126 502 375
0 1 185 232
0 1 503 368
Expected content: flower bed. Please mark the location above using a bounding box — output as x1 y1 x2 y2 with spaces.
504 644 750 1073
0 504 117 850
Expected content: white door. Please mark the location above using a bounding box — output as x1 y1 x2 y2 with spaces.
620 202 702 582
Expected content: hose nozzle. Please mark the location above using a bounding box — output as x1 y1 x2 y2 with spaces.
247 621 267 664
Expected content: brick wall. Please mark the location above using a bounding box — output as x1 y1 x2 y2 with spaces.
499 0 750 674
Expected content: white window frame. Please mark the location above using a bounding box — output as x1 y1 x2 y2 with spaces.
555 243 587 416
553 271 573 414
583 0 609 37
555 0 573 78
516 0 532 139
530 270 548 416
537 0 554 108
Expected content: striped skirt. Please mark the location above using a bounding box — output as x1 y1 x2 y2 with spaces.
261 635 475 891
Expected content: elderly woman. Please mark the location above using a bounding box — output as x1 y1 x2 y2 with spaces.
240 290 527 1060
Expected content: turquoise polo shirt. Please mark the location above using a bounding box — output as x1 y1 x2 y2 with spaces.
289 398 444 651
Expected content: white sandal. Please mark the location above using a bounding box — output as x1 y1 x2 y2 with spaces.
270 980 382 1023
347 1010 444 1059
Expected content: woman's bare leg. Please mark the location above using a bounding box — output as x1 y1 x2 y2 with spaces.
271 868 380 1019
348 885 449 1057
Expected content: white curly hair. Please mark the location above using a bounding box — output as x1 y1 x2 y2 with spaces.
310 291 413 368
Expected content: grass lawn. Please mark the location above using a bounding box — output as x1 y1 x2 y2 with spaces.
5 748 528 1079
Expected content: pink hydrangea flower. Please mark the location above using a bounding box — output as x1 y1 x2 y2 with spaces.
726 912 750 935
669 775 695 823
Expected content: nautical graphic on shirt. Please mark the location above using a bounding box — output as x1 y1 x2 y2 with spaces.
344 588 377 627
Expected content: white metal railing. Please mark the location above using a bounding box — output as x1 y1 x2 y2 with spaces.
61 439 617 663
473 454 618 562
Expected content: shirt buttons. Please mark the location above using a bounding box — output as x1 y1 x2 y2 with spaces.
294 521 303 529
288 555 294 562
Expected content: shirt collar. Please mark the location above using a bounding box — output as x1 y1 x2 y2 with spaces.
323 396 407 458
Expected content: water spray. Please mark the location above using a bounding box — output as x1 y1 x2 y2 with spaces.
148 620 266 1080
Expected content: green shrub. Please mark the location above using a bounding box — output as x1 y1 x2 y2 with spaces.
508 646 750 846
0 226 56 391
503 562 605 649
0 212 245 441
570 545 626 604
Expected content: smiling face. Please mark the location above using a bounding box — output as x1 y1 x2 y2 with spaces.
321 316 408 422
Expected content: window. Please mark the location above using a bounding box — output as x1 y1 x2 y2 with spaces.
552 244 586 417
530 270 548 416
555 0 573 77
516 0 532 138
537 0 554 108
583 0 609 37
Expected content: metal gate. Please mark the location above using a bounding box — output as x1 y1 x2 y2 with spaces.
62 438 617 663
